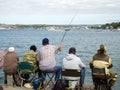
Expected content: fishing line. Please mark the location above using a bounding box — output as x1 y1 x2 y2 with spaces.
60 12 78 44
56 11 77 53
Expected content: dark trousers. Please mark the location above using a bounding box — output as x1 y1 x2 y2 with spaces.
4 72 15 84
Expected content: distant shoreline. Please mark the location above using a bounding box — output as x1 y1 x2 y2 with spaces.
0 22 120 30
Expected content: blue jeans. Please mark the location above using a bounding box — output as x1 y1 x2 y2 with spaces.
80 68 85 85
42 65 62 81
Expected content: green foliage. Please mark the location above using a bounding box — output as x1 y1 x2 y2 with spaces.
101 22 120 29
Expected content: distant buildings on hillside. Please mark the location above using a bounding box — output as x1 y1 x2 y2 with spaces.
0 24 92 30
0 22 120 30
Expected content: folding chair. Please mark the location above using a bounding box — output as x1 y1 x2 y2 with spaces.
92 67 111 90
42 70 56 89
17 61 36 87
62 69 82 90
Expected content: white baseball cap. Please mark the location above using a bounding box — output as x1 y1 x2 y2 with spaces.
8 47 15 52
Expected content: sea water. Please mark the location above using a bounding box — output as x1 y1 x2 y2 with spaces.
0 29 120 90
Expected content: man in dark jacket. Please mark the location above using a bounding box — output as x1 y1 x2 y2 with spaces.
90 44 117 88
3 47 19 85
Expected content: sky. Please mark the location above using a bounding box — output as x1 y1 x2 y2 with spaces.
0 0 120 25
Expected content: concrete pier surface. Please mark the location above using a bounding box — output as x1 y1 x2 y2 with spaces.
0 83 94 90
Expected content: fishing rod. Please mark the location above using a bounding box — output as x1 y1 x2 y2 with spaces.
60 28 70 43
60 12 77 43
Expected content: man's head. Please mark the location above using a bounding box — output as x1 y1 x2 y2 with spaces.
42 38 49 45
69 47 76 54
30 45 37 52
98 44 106 54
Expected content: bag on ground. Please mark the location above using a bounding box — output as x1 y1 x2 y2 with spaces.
52 79 66 90
32 77 43 89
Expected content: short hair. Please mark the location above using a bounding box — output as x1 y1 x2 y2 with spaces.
69 47 76 54
30 45 37 52
42 38 49 45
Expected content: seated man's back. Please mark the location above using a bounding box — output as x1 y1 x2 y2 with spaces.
90 44 117 88
23 45 38 71
63 47 85 85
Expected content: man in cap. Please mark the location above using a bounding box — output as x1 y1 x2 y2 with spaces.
37 38 62 81
3 47 19 85
90 44 117 89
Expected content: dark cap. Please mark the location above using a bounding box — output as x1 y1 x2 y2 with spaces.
42 38 49 45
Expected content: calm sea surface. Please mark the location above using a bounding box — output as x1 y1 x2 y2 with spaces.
0 29 120 89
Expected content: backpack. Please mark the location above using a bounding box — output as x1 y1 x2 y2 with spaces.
52 79 66 90
32 77 44 89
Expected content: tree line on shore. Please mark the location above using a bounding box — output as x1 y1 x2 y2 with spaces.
100 22 120 29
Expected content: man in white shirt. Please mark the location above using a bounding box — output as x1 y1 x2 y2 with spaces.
63 47 86 85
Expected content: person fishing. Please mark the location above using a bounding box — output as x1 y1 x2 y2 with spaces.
32 38 62 89
90 44 118 89
63 47 86 87
3 47 19 85
23 45 42 81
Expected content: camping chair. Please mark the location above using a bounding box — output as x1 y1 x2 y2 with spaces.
62 69 82 90
92 67 111 90
42 69 56 89
17 61 36 87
